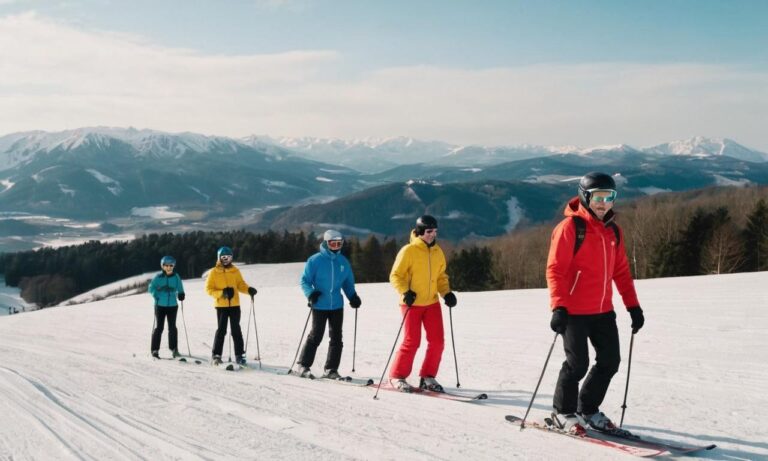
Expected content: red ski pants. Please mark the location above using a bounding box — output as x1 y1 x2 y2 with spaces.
389 303 445 379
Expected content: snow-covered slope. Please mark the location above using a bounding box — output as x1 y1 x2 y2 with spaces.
0 265 766 459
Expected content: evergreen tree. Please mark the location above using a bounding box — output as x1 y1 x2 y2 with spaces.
741 198 768 271
447 246 496 291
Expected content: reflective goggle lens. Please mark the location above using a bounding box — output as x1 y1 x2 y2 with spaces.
328 239 343 248
588 189 617 203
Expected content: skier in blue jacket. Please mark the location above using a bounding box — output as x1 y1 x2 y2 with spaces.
148 255 185 359
297 230 361 379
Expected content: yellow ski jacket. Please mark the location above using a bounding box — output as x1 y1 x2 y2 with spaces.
390 231 451 306
205 262 252 308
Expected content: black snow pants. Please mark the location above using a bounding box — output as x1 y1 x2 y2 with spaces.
553 310 621 416
298 308 344 371
212 307 244 358
151 306 178 352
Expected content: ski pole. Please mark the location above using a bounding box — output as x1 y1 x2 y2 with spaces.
373 306 412 400
352 307 358 372
180 301 192 357
520 332 559 430
619 332 636 427
151 310 157 355
448 305 460 388
251 297 262 369
228 330 232 363
288 308 312 374
244 297 253 356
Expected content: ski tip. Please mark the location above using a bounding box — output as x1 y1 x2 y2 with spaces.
505 415 522 423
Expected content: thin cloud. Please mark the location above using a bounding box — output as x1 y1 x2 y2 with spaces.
1 12 766 151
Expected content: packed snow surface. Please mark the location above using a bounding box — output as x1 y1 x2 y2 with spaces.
0 264 765 460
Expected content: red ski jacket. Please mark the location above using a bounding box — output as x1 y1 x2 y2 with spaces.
546 197 639 315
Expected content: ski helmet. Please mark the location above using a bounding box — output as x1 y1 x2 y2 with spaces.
415 215 438 236
217 246 233 259
578 172 616 207
323 229 343 242
160 255 176 268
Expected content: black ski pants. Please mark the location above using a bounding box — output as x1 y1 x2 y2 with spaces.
151 306 178 352
212 307 244 358
298 308 344 371
553 310 621 416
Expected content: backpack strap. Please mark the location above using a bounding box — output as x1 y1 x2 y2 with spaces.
572 216 621 255
572 216 587 255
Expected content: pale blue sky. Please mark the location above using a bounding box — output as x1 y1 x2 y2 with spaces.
1 0 766 150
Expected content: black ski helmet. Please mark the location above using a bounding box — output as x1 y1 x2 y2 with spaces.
415 215 438 236
578 172 616 207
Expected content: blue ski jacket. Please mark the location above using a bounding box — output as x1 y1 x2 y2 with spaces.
149 272 185 308
300 242 357 310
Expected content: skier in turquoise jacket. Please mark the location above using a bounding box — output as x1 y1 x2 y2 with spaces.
148 255 185 359
296 230 361 379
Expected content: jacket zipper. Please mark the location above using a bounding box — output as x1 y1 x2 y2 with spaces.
330 258 335 308
569 270 582 295
427 246 432 301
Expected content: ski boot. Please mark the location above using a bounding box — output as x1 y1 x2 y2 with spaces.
391 378 414 393
419 376 444 393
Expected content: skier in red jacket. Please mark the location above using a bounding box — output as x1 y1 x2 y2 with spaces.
546 172 645 434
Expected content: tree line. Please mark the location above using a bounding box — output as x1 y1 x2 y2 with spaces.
0 230 404 307
490 185 768 290
1 185 766 307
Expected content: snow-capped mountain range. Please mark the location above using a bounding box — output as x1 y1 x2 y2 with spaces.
0 127 766 251
249 134 768 172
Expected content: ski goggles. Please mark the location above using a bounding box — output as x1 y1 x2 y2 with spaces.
162 263 175 268
587 189 617 203
327 239 343 249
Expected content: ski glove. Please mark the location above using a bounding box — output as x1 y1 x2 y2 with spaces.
403 290 417 307
308 290 321 307
443 292 457 308
177 292 185 301
349 294 362 308
222 287 235 300
628 306 644 334
248 287 257 298
550 307 568 334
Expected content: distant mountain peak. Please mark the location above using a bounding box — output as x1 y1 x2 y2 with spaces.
644 136 768 162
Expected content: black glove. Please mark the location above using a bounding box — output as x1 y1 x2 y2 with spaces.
550 307 568 334
248 287 257 298
443 292 457 308
628 306 644 334
308 290 321 307
349 294 361 308
222 287 235 300
403 290 417 307
177 292 185 301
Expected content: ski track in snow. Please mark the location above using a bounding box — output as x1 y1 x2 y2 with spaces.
0 263 766 460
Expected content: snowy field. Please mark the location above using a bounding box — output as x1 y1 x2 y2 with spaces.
0 263 766 460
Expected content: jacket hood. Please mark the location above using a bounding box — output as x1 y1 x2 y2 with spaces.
319 241 339 258
410 229 439 247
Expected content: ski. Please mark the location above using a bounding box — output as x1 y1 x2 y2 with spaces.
506 415 663 457
150 354 202 364
506 415 716 457
318 376 375 387
375 383 487 402
584 426 717 455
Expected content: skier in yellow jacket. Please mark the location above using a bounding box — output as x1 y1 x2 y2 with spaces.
205 246 257 366
389 215 457 393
